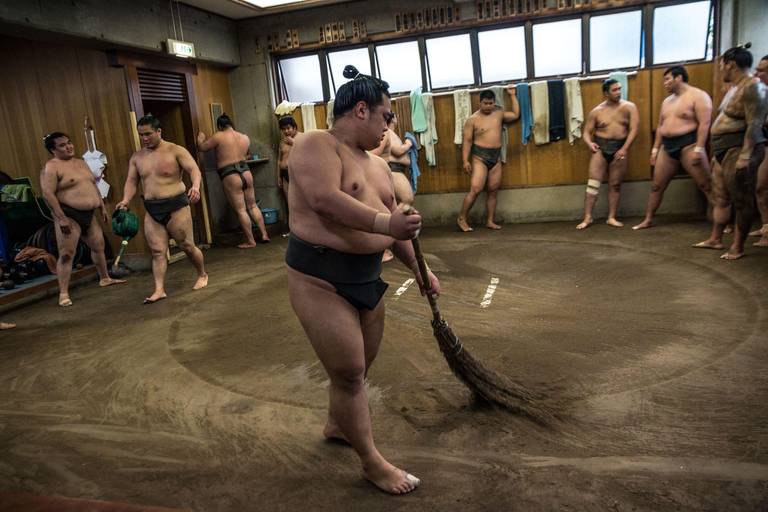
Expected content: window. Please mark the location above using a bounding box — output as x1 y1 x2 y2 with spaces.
327 47 371 97
278 55 324 103
478 26 527 83
425 34 474 89
532 19 582 77
653 1 712 64
375 41 423 94
590 10 642 71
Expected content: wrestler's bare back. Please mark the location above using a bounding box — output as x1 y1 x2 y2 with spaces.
288 130 397 254
659 89 707 137
209 129 250 169
130 141 188 200
592 101 635 140
467 110 504 148
388 130 410 166
44 158 102 210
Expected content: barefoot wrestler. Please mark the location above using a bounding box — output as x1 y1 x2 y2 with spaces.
40 132 125 307
577 79 640 229
457 88 520 232
385 111 415 208
197 113 269 248
634 66 713 230
694 44 768 259
747 54 768 246
286 69 440 494
116 114 208 303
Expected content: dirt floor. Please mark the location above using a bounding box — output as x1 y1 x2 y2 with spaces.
1 216 768 511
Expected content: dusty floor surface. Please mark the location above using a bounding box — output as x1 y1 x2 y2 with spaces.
1 217 768 511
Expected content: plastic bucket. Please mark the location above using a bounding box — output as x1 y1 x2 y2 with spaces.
260 208 278 225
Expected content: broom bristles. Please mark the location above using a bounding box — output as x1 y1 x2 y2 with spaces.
432 319 561 425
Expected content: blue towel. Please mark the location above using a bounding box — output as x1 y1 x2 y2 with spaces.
547 79 566 142
516 83 533 145
410 87 428 133
404 132 421 194
609 71 628 100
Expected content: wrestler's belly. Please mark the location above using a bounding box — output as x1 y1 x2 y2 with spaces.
56 185 101 210
594 128 628 141
473 131 503 149
658 118 699 137
142 179 187 201
390 153 410 166
290 218 394 255
711 115 747 136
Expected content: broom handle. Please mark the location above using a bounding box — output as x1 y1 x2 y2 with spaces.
113 239 129 267
402 205 441 322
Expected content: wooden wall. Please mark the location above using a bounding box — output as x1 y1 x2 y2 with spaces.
0 36 144 253
0 36 237 254
282 61 714 194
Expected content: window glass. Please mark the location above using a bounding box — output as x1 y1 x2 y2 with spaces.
478 26 527 83
425 34 475 89
375 41 423 94
590 10 642 71
653 1 711 64
532 19 582 77
327 47 371 97
278 55 324 103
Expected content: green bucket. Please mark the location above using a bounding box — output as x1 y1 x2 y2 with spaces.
112 208 139 240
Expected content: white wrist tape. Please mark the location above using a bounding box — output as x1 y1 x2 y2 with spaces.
739 152 751 160
651 148 659 154
373 212 391 235
693 146 704 154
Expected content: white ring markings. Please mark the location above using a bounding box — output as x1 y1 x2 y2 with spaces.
480 277 500 308
393 278 415 300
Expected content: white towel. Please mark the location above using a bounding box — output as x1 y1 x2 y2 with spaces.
564 78 584 145
275 100 301 115
490 86 509 164
530 81 550 145
419 92 438 166
453 89 472 145
326 100 334 129
301 102 317 132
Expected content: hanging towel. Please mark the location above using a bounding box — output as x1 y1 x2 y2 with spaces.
301 103 317 131
609 71 628 100
548 80 566 142
326 100 334 129
393 97 413 137
404 132 421 194
410 86 428 133
275 100 301 115
454 89 472 145
564 78 584 145
530 81 550 145
516 83 533 145
419 92 438 166
490 86 509 164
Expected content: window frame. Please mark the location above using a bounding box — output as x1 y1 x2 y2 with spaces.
587 7 645 73
424 29 479 91
476 22 528 85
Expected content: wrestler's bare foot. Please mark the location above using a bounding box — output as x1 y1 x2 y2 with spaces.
485 222 501 230
382 249 394 262
606 218 624 227
755 234 768 247
632 219 654 230
362 457 420 495
238 242 257 248
322 415 349 444
720 249 745 260
723 225 733 234
0 322 16 330
99 278 126 286
58 293 72 307
193 273 208 290
693 240 724 250
143 292 167 304
457 218 473 232
576 218 593 229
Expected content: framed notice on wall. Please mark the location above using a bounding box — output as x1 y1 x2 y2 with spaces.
210 103 223 132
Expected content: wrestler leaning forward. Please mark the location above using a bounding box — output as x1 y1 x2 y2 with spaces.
117 114 208 303
578 79 640 229
747 54 768 246
694 44 768 259
285 69 440 494
457 87 520 232
633 66 714 230
197 113 269 248
40 132 125 307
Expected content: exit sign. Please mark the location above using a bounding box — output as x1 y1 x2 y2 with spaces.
166 39 195 58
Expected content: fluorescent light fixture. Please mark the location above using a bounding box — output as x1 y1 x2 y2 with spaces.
241 0 304 7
